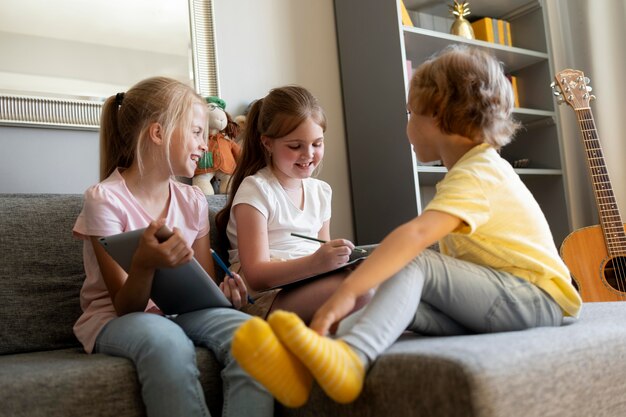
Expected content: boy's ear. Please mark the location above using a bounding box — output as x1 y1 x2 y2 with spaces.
148 122 163 145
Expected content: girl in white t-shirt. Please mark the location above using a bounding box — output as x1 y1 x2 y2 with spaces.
216 85 371 323
73 77 273 417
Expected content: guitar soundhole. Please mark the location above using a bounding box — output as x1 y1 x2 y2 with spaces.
603 256 626 293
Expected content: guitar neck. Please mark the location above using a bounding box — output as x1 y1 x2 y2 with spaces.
576 108 626 256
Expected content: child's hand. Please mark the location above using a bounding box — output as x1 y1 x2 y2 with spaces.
219 272 249 310
133 220 194 271
310 286 358 336
313 239 354 271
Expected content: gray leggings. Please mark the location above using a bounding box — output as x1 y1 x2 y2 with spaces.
337 249 563 366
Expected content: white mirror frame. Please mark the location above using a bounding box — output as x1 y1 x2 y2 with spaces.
0 0 218 131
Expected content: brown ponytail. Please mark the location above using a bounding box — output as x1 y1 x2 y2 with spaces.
215 85 326 245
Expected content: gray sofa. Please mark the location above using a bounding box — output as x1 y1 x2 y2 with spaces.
2 193 626 417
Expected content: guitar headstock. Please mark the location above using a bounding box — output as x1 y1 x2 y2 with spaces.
551 69 595 109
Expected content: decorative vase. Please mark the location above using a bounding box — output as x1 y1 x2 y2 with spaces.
449 1 475 39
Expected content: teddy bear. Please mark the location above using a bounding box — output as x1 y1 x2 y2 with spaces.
232 101 253 146
233 114 246 146
193 97 242 195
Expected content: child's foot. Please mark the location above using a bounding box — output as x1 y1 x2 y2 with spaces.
231 317 312 408
267 310 365 404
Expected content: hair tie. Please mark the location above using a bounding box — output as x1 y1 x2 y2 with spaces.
115 92 125 106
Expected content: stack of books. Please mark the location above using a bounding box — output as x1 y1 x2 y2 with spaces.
471 17 512 46
400 1 455 34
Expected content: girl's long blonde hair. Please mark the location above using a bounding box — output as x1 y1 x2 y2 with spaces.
99 76 205 180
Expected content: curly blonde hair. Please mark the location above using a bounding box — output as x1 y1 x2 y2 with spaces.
408 45 520 148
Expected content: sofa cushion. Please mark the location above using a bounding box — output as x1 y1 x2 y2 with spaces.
0 193 230 355
206 194 229 282
0 194 85 354
0 347 223 417
277 302 626 417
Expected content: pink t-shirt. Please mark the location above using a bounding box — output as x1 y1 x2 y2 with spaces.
73 169 209 353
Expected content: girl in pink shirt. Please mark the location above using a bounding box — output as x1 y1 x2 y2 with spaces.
73 77 273 417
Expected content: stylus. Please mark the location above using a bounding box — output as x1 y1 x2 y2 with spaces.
210 249 255 304
290 232 367 253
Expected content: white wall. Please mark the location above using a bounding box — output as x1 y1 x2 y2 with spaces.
0 0 355 240
214 0 354 239
545 0 626 230
0 31 189 97
213 0 353 240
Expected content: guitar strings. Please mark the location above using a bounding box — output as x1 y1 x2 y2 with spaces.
577 104 626 295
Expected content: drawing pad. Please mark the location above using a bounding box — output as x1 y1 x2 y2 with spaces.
98 228 231 315
269 244 378 290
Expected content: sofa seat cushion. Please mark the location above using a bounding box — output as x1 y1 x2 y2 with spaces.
0 193 229 355
279 302 626 417
0 347 224 417
0 194 85 354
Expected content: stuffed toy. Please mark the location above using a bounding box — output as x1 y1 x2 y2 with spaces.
233 101 253 145
233 114 246 146
193 97 242 195
234 114 247 131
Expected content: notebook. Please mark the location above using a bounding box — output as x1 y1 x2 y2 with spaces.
98 227 231 315
269 244 377 290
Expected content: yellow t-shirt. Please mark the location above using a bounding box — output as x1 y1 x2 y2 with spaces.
424 143 582 317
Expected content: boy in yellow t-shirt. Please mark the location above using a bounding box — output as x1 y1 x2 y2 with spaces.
229 45 582 408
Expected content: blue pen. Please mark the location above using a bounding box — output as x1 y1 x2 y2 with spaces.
210 249 255 304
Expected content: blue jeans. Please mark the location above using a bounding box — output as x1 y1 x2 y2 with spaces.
340 249 564 366
95 308 273 417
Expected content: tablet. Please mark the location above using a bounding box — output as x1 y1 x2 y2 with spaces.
98 228 232 315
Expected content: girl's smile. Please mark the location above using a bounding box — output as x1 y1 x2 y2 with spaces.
171 102 208 178
262 117 325 188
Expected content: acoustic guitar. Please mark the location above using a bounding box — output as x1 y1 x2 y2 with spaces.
552 69 626 301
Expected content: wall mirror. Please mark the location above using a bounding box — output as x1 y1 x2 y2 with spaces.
0 0 218 130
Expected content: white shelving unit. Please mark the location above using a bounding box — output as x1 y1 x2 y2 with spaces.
334 0 570 246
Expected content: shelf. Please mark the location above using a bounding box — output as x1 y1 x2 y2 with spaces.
334 0 570 245
415 166 563 186
403 26 548 71
403 0 538 20
513 108 555 125
415 165 562 175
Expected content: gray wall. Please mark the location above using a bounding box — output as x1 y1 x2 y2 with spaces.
0 126 99 193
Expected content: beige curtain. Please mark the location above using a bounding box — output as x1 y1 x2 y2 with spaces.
544 0 626 231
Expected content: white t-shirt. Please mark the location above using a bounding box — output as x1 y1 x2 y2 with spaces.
226 166 332 265
72 169 210 353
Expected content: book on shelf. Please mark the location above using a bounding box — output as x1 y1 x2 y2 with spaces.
415 11 433 30
433 15 454 33
407 10 454 34
405 59 414 84
498 19 512 46
471 17 494 43
400 0 414 26
471 17 512 46
506 74 520 108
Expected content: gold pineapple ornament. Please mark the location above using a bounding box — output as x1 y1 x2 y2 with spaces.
449 1 475 39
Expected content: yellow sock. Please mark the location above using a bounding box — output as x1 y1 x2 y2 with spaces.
267 310 365 404
231 317 312 408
